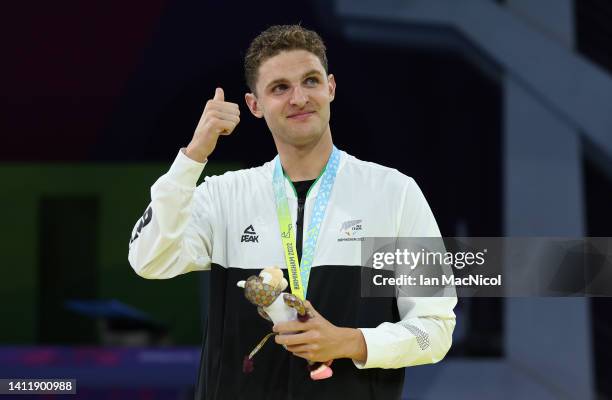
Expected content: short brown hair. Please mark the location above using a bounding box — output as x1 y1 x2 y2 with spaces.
244 24 328 93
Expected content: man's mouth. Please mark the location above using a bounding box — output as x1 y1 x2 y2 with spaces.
287 111 315 120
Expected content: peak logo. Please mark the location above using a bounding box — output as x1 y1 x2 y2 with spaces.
241 225 259 243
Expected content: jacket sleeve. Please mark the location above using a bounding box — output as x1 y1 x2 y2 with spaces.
354 177 457 369
128 149 216 279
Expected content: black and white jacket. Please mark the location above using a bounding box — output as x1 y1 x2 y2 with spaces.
128 148 456 400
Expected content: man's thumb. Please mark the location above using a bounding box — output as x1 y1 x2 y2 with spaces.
214 87 224 101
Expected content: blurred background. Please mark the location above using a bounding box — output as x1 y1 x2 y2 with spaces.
1 0 611 398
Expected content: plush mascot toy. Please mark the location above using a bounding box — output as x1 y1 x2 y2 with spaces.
237 267 333 380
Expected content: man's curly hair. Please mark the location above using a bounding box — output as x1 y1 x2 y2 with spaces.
244 24 328 94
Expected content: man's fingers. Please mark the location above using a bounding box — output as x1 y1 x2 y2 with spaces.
274 331 313 346
303 300 319 318
207 110 240 124
273 320 311 334
202 119 236 136
219 113 240 124
213 87 224 102
206 103 240 117
214 120 237 135
204 103 240 117
286 344 315 353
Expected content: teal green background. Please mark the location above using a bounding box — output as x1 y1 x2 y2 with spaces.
0 162 237 345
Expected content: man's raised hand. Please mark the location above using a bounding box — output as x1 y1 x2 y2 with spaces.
186 88 240 162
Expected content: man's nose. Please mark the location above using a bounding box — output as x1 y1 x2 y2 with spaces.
289 86 308 107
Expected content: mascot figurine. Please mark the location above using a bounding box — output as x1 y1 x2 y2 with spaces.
237 267 333 380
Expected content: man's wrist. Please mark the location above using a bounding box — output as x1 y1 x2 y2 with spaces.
184 144 208 163
339 328 367 363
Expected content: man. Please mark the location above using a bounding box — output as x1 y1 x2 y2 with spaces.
129 25 456 399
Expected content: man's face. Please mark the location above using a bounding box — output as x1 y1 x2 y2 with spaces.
245 50 336 148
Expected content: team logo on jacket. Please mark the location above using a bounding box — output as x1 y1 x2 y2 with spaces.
241 225 259 243
338 219 364 241
129 206 153 245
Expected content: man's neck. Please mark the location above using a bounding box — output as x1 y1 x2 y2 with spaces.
277 129 333 182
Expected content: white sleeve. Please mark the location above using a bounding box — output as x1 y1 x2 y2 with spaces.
128 149 216 279
353 177 457 369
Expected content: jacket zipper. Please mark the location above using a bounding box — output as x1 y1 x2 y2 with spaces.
296 197 306 262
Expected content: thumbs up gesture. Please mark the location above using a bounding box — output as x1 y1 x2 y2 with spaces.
186 88 241 162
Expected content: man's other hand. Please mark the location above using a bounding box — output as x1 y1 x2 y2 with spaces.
273 300 367 363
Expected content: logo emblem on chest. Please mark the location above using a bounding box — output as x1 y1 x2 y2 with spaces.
241 225 259 243
338 219 365 241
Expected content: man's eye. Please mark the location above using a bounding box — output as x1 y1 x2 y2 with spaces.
305 77 319 86
272 84 288 93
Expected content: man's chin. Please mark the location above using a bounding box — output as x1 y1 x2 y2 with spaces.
280 129 324 147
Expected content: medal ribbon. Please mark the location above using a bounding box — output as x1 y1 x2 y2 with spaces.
273 146 340 300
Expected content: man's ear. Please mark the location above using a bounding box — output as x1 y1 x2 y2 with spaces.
245 92 264 118
328 74 336 102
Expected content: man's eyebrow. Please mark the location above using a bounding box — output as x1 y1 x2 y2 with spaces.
265 70 324 90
